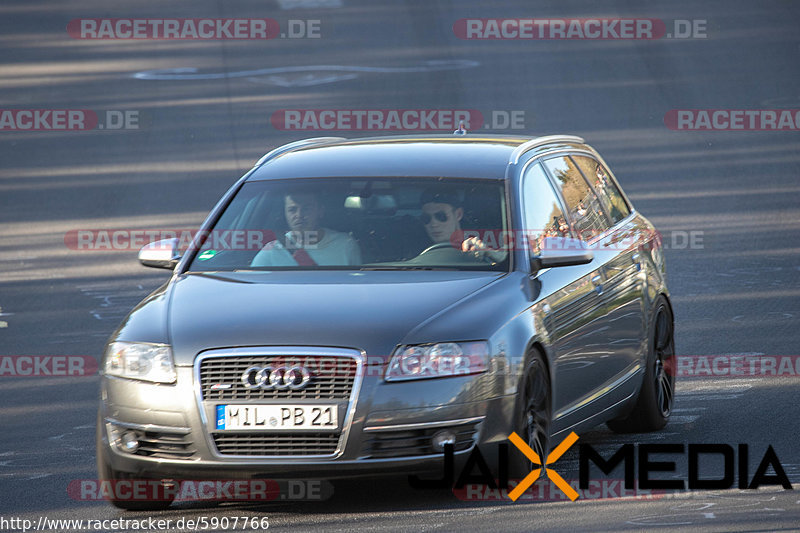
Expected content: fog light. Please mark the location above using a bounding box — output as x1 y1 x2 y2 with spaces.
432 430 456 452
121 430 140 453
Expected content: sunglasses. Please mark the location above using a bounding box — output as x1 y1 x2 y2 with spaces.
421 211 449 224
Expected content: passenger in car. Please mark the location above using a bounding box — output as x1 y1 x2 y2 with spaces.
250 190 361 267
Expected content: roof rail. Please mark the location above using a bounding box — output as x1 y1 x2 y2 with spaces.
508 135 585 164
255 137 347 167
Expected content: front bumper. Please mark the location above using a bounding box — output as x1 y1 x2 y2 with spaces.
98 347 514 480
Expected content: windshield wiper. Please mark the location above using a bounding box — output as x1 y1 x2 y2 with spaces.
359 265 457 271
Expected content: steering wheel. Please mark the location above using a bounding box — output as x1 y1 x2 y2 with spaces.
417 242 456 255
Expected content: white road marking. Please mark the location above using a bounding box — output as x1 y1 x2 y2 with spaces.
79 284 151 322
645 431 683 440
247 72 359 87
678 394 743 400
277 0 343 8
732 313 793 322
679 382 754 392
133 60 481 83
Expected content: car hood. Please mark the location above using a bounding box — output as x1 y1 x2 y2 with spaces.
167 270 505 365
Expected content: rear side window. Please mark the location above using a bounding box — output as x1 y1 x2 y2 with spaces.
542 156 611 237
522 163 570 253
572 155 631 224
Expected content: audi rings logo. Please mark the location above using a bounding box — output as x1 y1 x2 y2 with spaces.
241 366 312 390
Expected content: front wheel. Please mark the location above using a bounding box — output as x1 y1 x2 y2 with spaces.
607 296 675 433
510 349 551 478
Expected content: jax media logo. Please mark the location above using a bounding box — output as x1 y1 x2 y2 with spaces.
410 433 794 502
409 432 581 501
507 431 579 501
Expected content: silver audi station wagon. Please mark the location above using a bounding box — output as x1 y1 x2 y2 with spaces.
97 134 674 509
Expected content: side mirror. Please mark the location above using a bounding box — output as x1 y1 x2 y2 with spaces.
138 238 181 270
530 237 593 274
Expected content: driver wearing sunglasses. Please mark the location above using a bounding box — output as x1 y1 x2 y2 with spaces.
420 190 464 245
419 189 506 263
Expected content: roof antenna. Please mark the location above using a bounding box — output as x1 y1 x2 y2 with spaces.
453 120 467 135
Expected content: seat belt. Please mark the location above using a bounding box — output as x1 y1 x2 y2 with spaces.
291 248 317 266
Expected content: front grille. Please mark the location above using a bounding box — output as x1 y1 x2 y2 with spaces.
360 422 480 459
134 431 196 460
199 355 357 401
212 433 340 456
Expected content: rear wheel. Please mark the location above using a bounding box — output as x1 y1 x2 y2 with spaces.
510 350 551 478
608 296 675 433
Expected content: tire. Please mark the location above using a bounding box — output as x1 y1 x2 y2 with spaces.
96 416 174 511
510 349 551 478
607 295 675 433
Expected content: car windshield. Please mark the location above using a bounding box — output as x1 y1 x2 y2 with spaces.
186 177 509 272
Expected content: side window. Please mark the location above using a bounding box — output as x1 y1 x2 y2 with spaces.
572 156 631 224
543 156 611 238
522 163 570 254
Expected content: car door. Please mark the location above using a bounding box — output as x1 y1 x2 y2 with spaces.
572 155 646 381
521 161 606 420
538 155 643 424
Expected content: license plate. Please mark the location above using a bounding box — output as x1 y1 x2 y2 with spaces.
216 404 339 431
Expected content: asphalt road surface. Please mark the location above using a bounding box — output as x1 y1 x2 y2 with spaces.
1 0 799 531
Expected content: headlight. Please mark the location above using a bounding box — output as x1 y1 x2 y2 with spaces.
103 342 176 384
386 341 489 381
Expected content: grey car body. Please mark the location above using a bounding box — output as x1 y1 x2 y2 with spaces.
97 134 674 506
